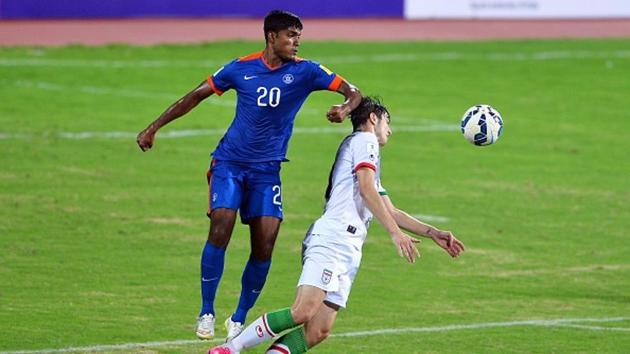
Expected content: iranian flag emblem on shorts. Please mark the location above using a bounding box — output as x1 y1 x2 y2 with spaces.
322 269 333 284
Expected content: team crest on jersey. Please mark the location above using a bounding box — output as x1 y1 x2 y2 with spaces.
255 325 264 337
367 143 378 161
282 74 294 84
322 269 333 284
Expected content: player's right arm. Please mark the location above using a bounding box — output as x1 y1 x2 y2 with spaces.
356 167 420 263
326 79 361 123
381 195 465 258
307 61 362 123
136 80 215 152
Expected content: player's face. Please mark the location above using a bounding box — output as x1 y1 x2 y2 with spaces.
271 27 301 61
375 113 392 146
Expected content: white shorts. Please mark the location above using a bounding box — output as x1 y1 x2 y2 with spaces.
297 233 362 308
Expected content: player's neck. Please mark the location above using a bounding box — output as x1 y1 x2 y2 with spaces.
262 48 288 69
356 124 376 134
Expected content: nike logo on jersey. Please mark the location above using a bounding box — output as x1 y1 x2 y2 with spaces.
244 75 258 80
201 277 218 282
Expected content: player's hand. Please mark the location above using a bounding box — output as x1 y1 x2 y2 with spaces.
136 128 156 152
391 232 421 263
326 104 348 123
430 230 465 258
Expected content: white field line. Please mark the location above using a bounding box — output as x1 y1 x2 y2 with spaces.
1 80 457 141
12 80 235 107
1 50 630 68
554 324 630 332
12 79 450 123
2 317 629 354
0 123 458 141
10 80 322 115
412 214 451 223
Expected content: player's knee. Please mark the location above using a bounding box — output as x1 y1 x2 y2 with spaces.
315 328 331 344
208 210 235 247
290 304 317 324
208 217 235 247
207 227 229 247
251 243 275 260
305 327 331 347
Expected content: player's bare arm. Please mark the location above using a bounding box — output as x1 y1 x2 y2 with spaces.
136 81 214 151
381 195 465 258
356 167 420 263
326 80 361 123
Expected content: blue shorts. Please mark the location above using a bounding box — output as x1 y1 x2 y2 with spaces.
207 160 283 224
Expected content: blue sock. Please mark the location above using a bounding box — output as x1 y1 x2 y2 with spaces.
231 256 271 323
199 241 226 317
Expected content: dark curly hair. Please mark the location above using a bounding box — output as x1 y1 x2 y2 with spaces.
350 96 390 132
264 10 303 43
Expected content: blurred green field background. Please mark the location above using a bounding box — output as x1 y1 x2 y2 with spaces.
1 39 629 353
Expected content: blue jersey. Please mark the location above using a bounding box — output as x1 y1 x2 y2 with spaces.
208 51 343 162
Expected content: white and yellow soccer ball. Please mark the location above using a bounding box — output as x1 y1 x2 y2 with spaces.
460 104 503 146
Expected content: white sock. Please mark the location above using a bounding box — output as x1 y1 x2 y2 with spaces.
231 314 278 351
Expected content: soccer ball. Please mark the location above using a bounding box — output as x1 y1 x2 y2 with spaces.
460 104 503 146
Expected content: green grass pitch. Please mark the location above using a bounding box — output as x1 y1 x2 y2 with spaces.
1 39 629 353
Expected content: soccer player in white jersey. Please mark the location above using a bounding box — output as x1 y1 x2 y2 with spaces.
208 96 465 354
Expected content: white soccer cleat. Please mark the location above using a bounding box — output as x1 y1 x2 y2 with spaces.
224 317 244 342
196 313 216 340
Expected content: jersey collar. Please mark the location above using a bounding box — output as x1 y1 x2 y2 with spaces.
238 51 302 71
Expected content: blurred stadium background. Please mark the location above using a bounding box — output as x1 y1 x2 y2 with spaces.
1 1 629 353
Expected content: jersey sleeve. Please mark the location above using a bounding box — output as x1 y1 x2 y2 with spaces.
207 59 237 96
308 61 344 92
352 134 380 173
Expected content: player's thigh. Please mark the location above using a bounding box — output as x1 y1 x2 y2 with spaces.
291 285 328 323
303 301 339 348
240 162 283 223
207 160 244 215
206 160 244 246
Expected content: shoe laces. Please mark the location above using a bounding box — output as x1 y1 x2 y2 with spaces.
199 314 215 328
228 320 243 334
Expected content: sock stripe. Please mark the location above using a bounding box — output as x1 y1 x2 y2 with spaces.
262 314 276 337
269 344 290 354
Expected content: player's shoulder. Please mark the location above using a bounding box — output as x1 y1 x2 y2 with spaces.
297 58 330 69
236 51 264 63
215 52 261 74
348 132 378 153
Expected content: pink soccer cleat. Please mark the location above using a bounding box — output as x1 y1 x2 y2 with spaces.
208 344 238 354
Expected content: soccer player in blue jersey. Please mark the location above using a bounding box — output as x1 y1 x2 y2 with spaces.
136 10 362 341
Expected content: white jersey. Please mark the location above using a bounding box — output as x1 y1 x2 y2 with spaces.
309 131 387 247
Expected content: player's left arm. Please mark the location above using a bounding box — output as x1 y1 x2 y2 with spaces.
326 79 362 123
381 195 465 258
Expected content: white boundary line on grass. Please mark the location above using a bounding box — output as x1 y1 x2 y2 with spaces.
412 214 450 223
2 316 629 354
1 79 457 141
0 124 457 141
1 50 630 68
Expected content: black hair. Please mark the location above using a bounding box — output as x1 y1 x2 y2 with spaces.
264 10 303 43
350 96 390 132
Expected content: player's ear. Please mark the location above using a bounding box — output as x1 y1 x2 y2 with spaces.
267 31 278 44
368 112 378 125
